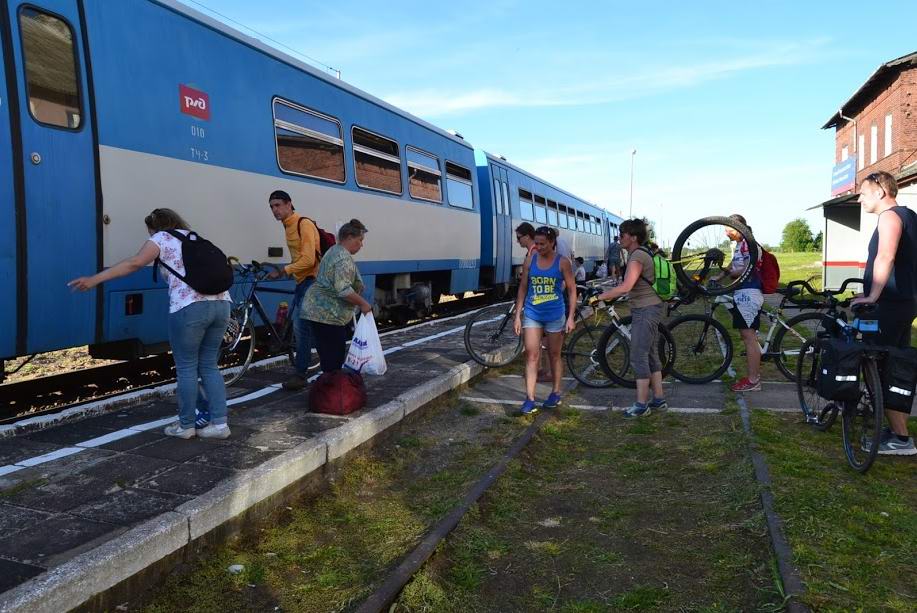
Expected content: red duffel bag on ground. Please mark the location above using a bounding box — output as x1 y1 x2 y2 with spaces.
309 369 367 415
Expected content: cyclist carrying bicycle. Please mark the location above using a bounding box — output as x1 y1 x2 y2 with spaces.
722 214 765 393
267 190 320 391
850 171 917 456
593 218 668 418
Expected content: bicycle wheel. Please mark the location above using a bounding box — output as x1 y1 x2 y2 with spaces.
219 307 256 386
795 338 838 431
463 303 522 367
667 314 733 384
565 324 615 388
597 317 675 388
671 216 758 296
842 357 884 473
772 312 828 382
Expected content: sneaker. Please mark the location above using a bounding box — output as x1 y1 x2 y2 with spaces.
194 408 211 429
520 399 538 416
648 398 668 410
197 424 231 440
730 377 762 392
877 428 917 456
543 392 562 409
623 403 651 419
164 423 195 439
282 373 307 391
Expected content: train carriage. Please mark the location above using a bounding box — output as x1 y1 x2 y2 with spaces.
0 0 481 367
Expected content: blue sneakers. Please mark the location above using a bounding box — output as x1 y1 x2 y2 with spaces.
543 392 562 409
623 403 651 419
648 398 667 410
520 399 538 416
194 408 211 429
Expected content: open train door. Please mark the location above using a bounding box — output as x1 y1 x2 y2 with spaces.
2 0 98 355
0 10 16 363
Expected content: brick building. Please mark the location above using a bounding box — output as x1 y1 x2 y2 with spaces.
816 51 917 289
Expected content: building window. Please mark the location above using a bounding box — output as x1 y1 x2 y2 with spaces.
885 114 893 157
406 147 441 203
445 162 473 209
353 127 402 194
858 134 865 170
870 124 878 165
273 99 344 182
20 8 82 129
841 145 849 162
519 189 534 220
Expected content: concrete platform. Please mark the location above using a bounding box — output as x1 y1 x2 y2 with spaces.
0 311 484 613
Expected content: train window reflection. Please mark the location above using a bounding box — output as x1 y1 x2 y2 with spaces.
273 99 345 182
407 147 442 203
519 189 534 220
353 127 402 194
445 162 473 209
20 8 82 129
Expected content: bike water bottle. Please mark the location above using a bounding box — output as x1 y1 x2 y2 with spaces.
275 301 289 328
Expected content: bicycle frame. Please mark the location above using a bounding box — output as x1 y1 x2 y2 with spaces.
231 267 296 351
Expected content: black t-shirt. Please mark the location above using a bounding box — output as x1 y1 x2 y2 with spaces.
864 206 917 303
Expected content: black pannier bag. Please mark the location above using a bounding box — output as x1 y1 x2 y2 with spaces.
156 229 234 295
816 339 863 401
882 346 917 412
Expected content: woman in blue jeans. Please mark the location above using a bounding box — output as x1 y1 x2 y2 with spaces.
69 208 232 439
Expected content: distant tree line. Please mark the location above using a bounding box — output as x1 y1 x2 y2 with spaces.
779 219 822 252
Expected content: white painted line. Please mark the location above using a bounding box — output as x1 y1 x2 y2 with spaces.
461 396 723 414
0 464 25 477
227 383 282 406
76 429 139 448
16 447 84 467
129 417 178 432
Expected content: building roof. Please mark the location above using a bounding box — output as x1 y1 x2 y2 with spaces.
806 193 858 211
822 51 917 129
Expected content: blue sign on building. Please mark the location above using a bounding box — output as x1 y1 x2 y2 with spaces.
831 157 857 196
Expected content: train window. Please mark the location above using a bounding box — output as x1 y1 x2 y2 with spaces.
547 200 558 226
577 214 585 232
557 205 567 229
501 182 510 216
567 213 576 229
273 99 345 182
353 127 402 194
445 162 473 209
406 147 442 203
519 189 534 220
534 206 547 224
19 8 82 129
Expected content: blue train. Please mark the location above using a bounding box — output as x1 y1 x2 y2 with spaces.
0 0 622 373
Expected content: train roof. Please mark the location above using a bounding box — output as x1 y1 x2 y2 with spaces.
157 0 472 149
478 150 619 220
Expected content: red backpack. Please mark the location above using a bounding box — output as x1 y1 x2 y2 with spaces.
297 216 337 260
757 246 780 294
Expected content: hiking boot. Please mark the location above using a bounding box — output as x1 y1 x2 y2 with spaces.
730 377 761 392
164 423 195 439
520 399 538 416
542 392 562 409
623 403 651 419
282 373 307 391
197 424 231 440
648 398 668 410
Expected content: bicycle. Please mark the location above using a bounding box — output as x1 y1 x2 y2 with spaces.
796 302 886 473
665 278 856 384
669 216 759 297
219 260 298 386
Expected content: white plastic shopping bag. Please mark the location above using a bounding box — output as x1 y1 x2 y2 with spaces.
345 312 387 375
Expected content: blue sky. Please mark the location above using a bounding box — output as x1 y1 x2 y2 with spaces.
184 0 915 247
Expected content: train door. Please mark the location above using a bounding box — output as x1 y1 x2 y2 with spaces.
492 165 511 284
5 0 97 354
0 17 15 359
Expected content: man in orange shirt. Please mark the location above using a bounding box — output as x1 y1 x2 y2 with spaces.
268 190 320 390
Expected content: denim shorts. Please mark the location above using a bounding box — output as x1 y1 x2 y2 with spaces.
522 313 566 334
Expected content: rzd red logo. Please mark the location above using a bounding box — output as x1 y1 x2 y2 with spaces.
179 84 210 120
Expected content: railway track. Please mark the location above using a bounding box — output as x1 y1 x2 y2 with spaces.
0 293 495 425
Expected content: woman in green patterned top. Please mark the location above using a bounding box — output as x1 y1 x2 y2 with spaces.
302 219 373 372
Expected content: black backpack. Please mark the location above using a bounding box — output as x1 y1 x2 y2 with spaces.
155 229 233 295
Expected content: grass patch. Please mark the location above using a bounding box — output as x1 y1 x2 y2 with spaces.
775 251 822 290
752 410 917 611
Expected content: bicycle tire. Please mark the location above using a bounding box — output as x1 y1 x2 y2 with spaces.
671 216 758 296
842 357 884 473
772 311 828 382
463 303 522 367
219 309 256 387
597 316 675 388
794 338 837 431
565 324 615 388
667 314 733 384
